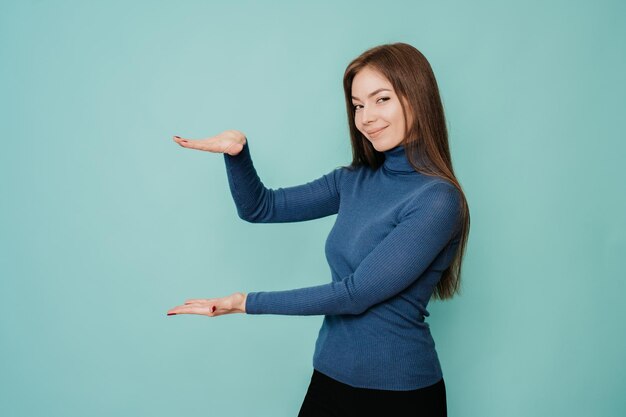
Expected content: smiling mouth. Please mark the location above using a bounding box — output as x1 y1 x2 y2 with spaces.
368 126 388 136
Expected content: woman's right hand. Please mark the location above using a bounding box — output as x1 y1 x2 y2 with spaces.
172 129 247 156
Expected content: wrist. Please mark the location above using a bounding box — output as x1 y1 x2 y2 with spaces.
240 292 248 313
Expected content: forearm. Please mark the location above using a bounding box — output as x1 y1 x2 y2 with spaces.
223 139 341 223
244 278 362 316
223 140 268 222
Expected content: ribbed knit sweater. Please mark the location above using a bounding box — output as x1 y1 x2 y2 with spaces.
223 139 462 390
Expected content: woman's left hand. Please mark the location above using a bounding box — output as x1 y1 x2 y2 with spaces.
167 292 247 317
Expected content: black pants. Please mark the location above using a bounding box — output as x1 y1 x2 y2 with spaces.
297 369 447 417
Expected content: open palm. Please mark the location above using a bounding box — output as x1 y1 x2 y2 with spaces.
167 292 247 317
172 129 247 155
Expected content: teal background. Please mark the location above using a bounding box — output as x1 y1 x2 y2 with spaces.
1 0 624 416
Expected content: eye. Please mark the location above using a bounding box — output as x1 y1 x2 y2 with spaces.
352 97 390 111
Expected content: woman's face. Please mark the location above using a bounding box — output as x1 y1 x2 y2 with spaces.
351 66 413 152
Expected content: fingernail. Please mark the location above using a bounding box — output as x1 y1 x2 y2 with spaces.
211 306 216 312
167 313 176 316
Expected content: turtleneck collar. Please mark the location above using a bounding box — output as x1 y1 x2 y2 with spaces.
382 144 418 174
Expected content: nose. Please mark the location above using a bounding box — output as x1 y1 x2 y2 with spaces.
360 105 377 125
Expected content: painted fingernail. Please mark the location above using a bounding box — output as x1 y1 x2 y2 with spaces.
167 313 176 316
211 306 216 312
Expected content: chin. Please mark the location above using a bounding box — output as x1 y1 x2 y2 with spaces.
370 142 385 152
364 136 400 152
375 140 399 153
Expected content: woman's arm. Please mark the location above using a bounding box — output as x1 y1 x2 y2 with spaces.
173 131 342 223
224 140 341 223
243 182 462 316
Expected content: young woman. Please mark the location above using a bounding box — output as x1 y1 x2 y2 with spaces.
167 42 470 417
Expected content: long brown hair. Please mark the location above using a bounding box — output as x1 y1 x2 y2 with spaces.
341 42 470 300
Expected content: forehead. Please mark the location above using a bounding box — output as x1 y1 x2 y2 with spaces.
351 67 394 99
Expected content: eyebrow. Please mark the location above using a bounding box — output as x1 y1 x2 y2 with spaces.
351 88 391 101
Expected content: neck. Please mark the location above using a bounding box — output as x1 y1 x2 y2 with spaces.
382 143 420 174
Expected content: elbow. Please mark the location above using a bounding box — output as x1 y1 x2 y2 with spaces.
339 277 370 315
347 299 369 315
236 204 273 223
235 204 260 223
237 210 258 223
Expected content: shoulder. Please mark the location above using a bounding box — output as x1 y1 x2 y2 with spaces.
400 178 462 219
422 179 462 211
421 178 460 199
325 163 367 189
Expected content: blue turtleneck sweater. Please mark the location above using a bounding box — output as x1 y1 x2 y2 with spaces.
223 140 462 390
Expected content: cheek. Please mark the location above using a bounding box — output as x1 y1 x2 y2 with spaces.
354 114 364 129
392 107 405 124
389 110 405 135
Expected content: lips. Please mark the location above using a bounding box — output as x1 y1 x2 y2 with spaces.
366 126 388 135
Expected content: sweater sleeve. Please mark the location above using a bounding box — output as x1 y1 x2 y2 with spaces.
223 140 341 223
245 181 462 315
